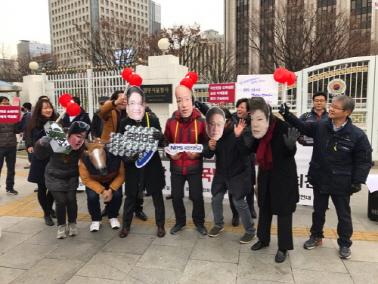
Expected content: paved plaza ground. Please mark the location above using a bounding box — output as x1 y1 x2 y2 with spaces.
0 154 378 284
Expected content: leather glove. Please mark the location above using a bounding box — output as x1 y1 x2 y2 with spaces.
39 136 52 146
152 131 165 141
124 153 139 163
283 127 300 149
278 103 290 117
297 135 307 146
351 184 362 194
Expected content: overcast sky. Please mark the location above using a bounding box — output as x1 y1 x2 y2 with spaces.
0 0 224 57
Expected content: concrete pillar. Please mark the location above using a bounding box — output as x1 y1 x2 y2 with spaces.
14 75 53 106
136 54 188 131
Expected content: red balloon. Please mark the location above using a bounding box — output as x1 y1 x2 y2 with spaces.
180 78 193 89
121 68 134 81
66 103 81 116
129 74 142 87
287 72 296 86
273 68 289 83
59 93 73 107
186 71 198 84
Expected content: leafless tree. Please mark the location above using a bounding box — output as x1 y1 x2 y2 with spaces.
248 2 378 73
70 18 148 67
201 43 237 83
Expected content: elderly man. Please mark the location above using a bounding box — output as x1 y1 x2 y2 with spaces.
279 95 372 259
164 85 208 235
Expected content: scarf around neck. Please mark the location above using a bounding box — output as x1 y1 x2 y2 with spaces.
256 122 276 171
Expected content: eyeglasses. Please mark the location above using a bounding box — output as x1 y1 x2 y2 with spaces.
128 102 143 107
75 121 90 131
329 104 345 111
208 122 225 128
313 99 326 103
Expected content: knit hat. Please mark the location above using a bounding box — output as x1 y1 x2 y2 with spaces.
68 121 90 137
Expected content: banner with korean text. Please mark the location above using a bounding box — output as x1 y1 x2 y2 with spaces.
0 106 21 123
208 83 235 103
236 74 278 105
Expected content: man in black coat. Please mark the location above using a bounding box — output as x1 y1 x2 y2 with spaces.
91 96 109 141
61 97 91 138
280 95 372 260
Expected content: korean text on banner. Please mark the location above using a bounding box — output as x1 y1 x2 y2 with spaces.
236 74 278 105
208 83 235 103
0 106 21 123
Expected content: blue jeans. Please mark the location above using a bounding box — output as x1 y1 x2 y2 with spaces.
86 186 123 221
212 188 255 235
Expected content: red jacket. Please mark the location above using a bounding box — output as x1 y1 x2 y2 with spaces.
164 109 206 175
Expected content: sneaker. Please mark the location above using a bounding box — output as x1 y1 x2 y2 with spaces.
90 221 101 232
57 225 67 239
339 247 351 259
195 224 208 235
44 215 55 226
303 236 323 250
68 222 78 237
239 233 256 244
109 218 120 229
209 226 224 237
170 224 186 235
6 189 18 195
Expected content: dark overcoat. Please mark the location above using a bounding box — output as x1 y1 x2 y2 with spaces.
119 114 165 195
253 118 299 215
202 122 252 200
26 127 49 184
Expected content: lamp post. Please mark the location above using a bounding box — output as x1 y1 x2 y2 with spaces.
29 61 39 75
158 38 169 55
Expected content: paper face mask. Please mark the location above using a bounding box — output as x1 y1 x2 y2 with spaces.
250 109 269 139
206 107 226 141
126 91 145 121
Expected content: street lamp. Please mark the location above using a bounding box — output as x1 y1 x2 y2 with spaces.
29 61 39 75
158 38 169 55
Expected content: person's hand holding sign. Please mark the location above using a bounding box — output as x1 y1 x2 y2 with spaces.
170 152 181 160
186 151 200 159
234 119 246 137
209 139 217 151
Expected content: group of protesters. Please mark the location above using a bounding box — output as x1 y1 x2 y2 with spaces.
0 73 372 263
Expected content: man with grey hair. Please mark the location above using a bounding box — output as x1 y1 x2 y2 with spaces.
279 95 372 260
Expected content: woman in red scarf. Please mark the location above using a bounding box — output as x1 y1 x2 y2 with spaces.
247 97 299 263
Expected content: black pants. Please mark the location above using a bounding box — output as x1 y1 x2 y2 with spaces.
123 191 165 228
37 183 54 216
257 189 293 251
229 191 255 217
171 172 205 226
105 185 143 213
0 146 16 191
311 188 352 248
51 191 77 226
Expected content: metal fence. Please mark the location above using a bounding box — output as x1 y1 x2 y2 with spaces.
42 56 378 160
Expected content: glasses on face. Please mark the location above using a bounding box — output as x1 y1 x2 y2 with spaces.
313 99 326 103
208 122 225 128
128 102 143 107
329 104 345 111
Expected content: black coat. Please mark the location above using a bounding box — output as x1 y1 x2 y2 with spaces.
90 109 104 139
119 114 165 195
34 142 82 192
203 123 252 200
26 127 50 184
285 115 372 195
251 118 299 216
62 107 91 137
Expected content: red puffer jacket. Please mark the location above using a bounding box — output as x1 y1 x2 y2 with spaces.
164 109 206 175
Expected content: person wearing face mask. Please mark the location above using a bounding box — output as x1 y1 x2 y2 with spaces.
117 86 167 238
230 98 257 224
245 97 300 263
203 107 256 244
25 99 58 226
164 84 208 236
98 90 147 221
34 121 89 239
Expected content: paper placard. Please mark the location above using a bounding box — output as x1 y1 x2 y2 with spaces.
236 74 278 105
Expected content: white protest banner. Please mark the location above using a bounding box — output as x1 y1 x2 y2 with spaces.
164 144 203 155
295 145 314 206
236 74 278 105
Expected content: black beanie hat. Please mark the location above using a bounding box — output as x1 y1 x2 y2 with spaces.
68 121 90 137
